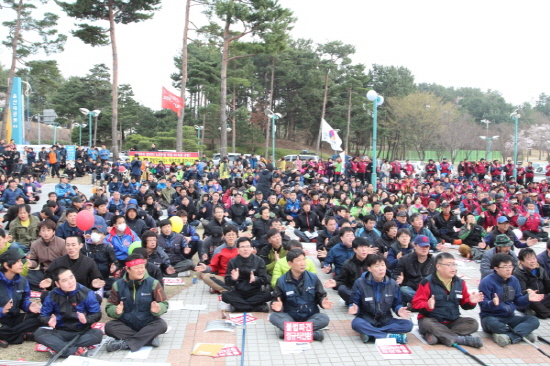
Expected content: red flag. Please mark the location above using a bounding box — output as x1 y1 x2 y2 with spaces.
161 87 184 116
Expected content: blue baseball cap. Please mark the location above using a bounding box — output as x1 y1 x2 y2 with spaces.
497 216 509 224
413 235 430 247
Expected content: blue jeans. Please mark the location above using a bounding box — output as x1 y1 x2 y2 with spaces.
352 317 413 339
481 315 539 343
400 286 416 304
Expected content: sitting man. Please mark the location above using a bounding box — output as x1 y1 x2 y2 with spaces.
348 254 412 344
271 240 317 288
194 225 239 293
457 212 487 259
412 252 484 348
292 201 321 242
392 235 436 305
105 253 168 352
259 228 288 282
479 253 543 346
480 234 518 279
324 237 373 305
35 267 103 357
27 220 66 290
322 227 356 275
270 249 333 341
222 237 272 312
156 219 195 276
0 250 41 348
518 201 549 242
514 248 550 318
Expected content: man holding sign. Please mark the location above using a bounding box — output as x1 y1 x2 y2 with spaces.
269 249 332 341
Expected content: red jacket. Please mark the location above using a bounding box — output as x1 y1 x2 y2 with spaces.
412 276 476 321
208 246 238 276
520 212 543 232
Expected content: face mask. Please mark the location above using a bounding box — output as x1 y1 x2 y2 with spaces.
117 223 127 232
528 210 535 214
90 232 102 243
397 193 402 197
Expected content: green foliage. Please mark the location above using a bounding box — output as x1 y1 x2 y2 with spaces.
418 83 515 124
51 64 111 122
2 2 66 59
55 0 161 46
16 60 65 115
124 126 204 152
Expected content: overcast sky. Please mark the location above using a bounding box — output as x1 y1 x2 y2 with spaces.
1 0 549 113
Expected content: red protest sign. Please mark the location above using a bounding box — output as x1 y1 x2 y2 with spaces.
283 322 313 342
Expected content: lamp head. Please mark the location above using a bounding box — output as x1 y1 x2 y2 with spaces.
366 90 378 101
480 136 486 139
79 108 90 115
92 110 101 115
265 109 273 117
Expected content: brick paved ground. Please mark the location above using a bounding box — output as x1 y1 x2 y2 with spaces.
94 238 550 366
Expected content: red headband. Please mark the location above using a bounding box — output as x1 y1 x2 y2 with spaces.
126 259 145 268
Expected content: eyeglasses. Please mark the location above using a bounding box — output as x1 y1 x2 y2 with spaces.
497 265 514 270
438 263 457 268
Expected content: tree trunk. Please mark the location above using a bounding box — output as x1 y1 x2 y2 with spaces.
231 86 236 153
345 87 352 152
109 2 119 159
265 58 275 158
176 0 191 152
219 19 230 157
1 0 23 140
316 71 329 155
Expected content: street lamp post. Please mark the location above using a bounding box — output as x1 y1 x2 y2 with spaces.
49 122 60 145
73 123 86 146
79 108 101 147
265 109 282 163
479 135 499 161
194 125 204 155
366 90 384 188
511 109 521 180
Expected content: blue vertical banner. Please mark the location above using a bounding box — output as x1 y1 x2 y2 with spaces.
66 145 76 161
9 77 23 145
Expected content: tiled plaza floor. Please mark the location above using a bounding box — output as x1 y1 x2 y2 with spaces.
94 236 550 366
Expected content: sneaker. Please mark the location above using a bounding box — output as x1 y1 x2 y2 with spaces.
459 336 483 348
252 303 270 313
360 333 370 343
150 337 160 347
48 349 57 356
22 332 35 342
492 333 511 347
525 333 536 343
388 333 407 344
178 271 191 277
106 339 130 352
278 330 285 339
313 330 324 342
525 309 537 316
424 333 439 345
0 340 8 348
208 288 220 294
74 347 89 357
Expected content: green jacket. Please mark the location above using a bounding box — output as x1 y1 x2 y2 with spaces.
10 215 40 248
106 272 168 325
271 256 316 288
